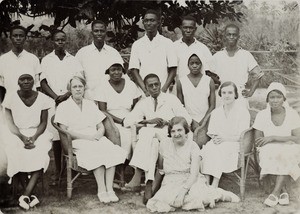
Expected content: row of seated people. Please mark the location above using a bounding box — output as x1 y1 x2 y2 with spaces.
0 68 299 212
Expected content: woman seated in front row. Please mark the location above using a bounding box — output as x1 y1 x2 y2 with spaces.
2 74 54 210
253 82 300 207
54 76 127 203
200 81 251 188
146 117 239 213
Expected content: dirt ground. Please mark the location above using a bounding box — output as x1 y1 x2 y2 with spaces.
1 88 300 214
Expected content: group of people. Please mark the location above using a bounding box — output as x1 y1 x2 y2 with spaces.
0 8 299 213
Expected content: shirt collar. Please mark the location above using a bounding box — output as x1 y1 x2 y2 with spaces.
10 49 26 58
179 37 197 45
49 50 72 58
144 32 161 42
91 42 108 51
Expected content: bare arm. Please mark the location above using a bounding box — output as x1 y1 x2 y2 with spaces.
199 79 216 126
41 79 58 100
243 66 262 98
131 68 149 96
31 109 48 142
98 101 123 125
176 79 184 105
161 67 177 93
5 108 27 143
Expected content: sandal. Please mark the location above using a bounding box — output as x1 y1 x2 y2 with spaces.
264 194 278 207
97 192 110 204
29 195 39 207
278 193 289 205
18 195 30 210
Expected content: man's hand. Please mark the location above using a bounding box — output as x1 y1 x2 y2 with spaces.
161 86 168 93
212 135 224 144
147 118 165 127
55 93 71 105
242 89 254 98
191 120 200 132
255 136 273 147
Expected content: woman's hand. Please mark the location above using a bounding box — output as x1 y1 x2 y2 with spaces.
212 135 224 144
21 136 36 149
93 132 104 141
172 189 187 208
255 136 274 147
191 120 200 132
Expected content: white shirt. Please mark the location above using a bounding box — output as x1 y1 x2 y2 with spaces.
129 33 177 85
0 50 41 93
41 50 83 95
75 43 123 96
211 48 260 91
173 38 212 78
124 92 192 127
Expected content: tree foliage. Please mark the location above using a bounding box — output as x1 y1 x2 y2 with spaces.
0 0 243 49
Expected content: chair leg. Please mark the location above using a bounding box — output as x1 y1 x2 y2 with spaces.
59 157 67 187
67 165 72 199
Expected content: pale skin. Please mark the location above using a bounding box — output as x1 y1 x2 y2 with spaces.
177 55 215 132
58 78 115 194
254 91 300 200
131 13 176 96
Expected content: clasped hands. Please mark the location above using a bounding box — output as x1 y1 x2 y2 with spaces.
210 135 224 144
147 118 169 128
21 136 36 149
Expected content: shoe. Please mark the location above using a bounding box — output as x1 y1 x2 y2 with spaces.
278 193 289 205
264 194 278 207
97 192 110 204
29 195 40 207
18 195 30 210
107 191 119 202
121 183 141 192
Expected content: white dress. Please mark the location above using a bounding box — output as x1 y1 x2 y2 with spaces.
94 77 140 159
201 101 250 178
179 75 211 122
2 92 54 179
147 138 239 212
253 106 300 180
54 97 127 170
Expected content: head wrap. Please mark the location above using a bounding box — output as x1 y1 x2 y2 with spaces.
105 56 124 74
266 82 287 100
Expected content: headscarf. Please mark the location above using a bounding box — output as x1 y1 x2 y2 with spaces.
265 82 289 109
187 51 207 74
104 56 125 74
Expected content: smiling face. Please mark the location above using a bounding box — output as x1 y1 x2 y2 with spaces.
170 123 187 145
92 23 107 44
220 85 236 105
224 26 239 48
143 13 159 35
268 90 285 109
18 74 34 91
145 77 161 98
108 64 123 82
70 78 85 100
10 28 26 49
181 19 196 40
188 55 202 75
53 32 66 51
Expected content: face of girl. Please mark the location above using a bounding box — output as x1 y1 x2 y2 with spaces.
70 79 85 100
221 85 236 105
109 64 123 81
188 55 202 75
18 74 34 91
268 91 285 109
171 123 187 145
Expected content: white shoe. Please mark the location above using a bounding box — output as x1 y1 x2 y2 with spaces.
18 195 30 210
29 195 40 207
278 193 289 205
97 192 110 204
107 191 119 202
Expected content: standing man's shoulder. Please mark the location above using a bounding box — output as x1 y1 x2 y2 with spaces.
76 43 93 55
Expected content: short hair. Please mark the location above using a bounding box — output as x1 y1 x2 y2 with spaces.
188 53 202 65
181 15 196 25
144 9 161 20
51 29 66 40
224 23 240 34
143 73 160 86
266 89 286 102
10 25 27 36
91 20 107 30
67 76 86 91
168 116 190 137
218 81 238 99
105 63 125 75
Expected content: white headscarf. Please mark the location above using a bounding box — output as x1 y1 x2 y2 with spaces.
266 82 289 109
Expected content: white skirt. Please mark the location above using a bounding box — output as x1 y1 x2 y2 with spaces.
201 140 239 178
258 142 300 180
115 123 132 159
72 136 127 171
3 128 52 179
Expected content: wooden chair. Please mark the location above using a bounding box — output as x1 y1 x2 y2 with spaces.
51 112 122 199
193 110 260 201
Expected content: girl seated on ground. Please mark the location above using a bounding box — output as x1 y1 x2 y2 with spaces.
253 82 300 207
54 76 127 203
146 116 240 213
200 81 251 188
177 52 215 132
2 74 54 210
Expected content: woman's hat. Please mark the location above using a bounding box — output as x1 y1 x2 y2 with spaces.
266 82 287 99
105 56 125 74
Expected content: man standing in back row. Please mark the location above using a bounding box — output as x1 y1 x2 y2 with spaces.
76 20 123 100
129 9 177 96
211 24 264 107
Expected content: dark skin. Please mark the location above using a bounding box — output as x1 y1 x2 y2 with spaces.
10 28 26 56
98 65 140 125
131 13 177 96
92 23 107 51
41 32 71 106
180 19 197 46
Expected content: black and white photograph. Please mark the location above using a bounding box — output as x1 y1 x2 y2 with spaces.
0 0 299 213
